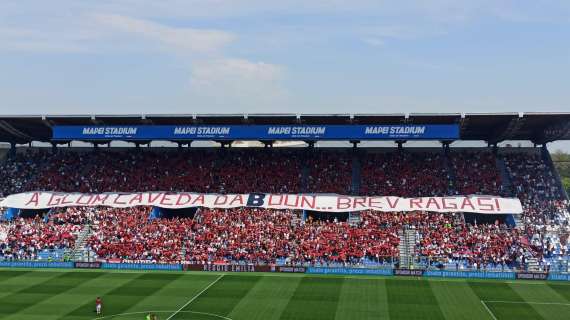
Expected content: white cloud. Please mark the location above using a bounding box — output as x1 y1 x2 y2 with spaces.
187 58 288 109
0 26 95 53
362 37 384 47
92 14 234 54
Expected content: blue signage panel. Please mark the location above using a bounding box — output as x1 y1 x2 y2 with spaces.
53 124 459 141
424 270 515 280
0 261 74 269
548 273 570 281
101 262 182 271
306 267 393 276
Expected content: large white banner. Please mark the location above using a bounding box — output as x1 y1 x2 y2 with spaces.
0 192 522 214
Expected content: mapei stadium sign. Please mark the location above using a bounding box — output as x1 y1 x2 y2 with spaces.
0 192 522 214
52 124 459 140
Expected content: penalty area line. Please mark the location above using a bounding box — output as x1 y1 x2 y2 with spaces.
93 310 232 320
165 273 225 320
483 300 570 306
481 300 570 320
480 300 498 320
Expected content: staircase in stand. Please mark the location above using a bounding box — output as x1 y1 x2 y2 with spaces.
66 224 93 262
348 212 361 226
351 151 362 195
526 257 541 272
180 244 187 261
291 212 303 226
398 227 417 269
496 154 522 228
496 155 515 197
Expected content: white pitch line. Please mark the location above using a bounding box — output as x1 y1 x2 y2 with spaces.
165 274 225 320
480 300 498 320
483 300 570 306
93 310 232 320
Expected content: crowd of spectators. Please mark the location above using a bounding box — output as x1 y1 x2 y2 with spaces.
305 151 353 194
416 213 524 268
0 205 526 267
5 149 309 194
0 151 51 197
449 151 502 196
503 152 570 264
360 152 451 197
0 147 569 268
0 214 80 260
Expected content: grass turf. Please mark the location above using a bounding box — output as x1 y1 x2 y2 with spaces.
0 269 569 319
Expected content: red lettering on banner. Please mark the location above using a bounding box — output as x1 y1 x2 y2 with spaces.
352 197 367 209
175 194 192 206
337 197 351 210
300 196 316 209
61 194 74 205
25 192 40 207
113 194 129 205
386 197 399 209
426 197 441 210
442 197 457 210
1 192 521 214
410 198 423 209
147 193 162 204
214 195 228 205
128 193 143 205
368 197 383 209
193 194 205 205
91 194 109 205
47 193 62 206
76 194 93 205
268 194 283 206
160 193 175 206
229 195 244 206
460 198 475 211
284 195 299 207
494 198 501 211
476 197 494 211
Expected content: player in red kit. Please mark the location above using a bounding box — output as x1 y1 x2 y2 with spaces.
96 297 102 315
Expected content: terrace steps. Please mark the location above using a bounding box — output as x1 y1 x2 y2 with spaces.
398 227 417 269
68 224 93 262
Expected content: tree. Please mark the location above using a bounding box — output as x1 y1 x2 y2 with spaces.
563 177 570 196
552 150 570 195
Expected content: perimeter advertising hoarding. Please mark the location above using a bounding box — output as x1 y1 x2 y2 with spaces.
101 263 182 271
74 262 102 269
306 267 393 276
186 264 272 272
424 270 516 280
394 269 425 276
548 274 570 281
275 266 307 273
52 124 459 141
516 272 548 280
0 261 74 269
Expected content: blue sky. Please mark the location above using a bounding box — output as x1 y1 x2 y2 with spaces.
0 1 568 118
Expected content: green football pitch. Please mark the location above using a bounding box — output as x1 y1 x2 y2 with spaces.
1 269 570 320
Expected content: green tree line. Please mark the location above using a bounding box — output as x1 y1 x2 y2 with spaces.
552 150 570 195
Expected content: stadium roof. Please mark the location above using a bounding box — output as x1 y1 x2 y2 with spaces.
0 112 569 144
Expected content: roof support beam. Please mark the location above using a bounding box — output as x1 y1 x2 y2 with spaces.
0 120 33 142
488 114 525 144
535 120 570 144
90 115 103 125
459 113 469 136
41 115 55 128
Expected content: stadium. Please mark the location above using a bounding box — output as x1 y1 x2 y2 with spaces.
0 112 568 320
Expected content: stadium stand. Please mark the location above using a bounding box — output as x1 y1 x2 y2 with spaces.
0 146 566 270
0 113 569 272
